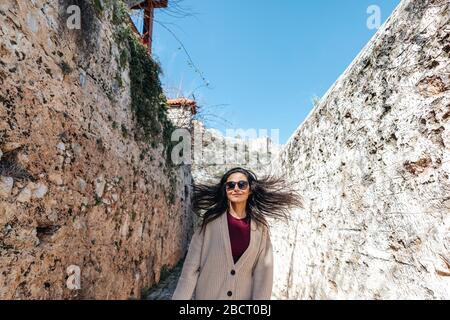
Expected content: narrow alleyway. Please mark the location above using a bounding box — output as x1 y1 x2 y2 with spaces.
144 263 183 300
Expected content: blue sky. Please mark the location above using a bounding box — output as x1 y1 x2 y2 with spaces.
151 0 401 144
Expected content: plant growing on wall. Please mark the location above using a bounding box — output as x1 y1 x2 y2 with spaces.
94 0 181 212
111 0 177 168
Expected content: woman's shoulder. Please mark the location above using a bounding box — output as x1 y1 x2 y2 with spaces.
253 216 270 231
194 213 223 234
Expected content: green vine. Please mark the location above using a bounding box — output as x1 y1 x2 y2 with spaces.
111 1 176 168
92 0 104 16
111 0 129 25
110 0 179 206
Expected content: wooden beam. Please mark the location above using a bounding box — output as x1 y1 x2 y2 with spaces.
152 0 168 8
126 0 167 9
126 0 168 54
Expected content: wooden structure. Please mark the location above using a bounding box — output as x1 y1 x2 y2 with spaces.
125 0 168 55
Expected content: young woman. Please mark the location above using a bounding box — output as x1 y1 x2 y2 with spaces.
172 167 303 300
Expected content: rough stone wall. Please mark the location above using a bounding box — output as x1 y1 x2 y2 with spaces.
167 106 194 129
0 0 192 299
269 0 450 299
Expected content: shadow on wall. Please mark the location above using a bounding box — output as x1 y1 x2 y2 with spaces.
0 147 34 182
57 0 101 59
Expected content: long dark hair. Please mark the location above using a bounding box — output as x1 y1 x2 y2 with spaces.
192 167 303 233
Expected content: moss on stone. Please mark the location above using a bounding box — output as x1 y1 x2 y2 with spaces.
92 0 104 16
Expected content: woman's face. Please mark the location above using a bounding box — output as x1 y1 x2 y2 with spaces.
225 172 251 204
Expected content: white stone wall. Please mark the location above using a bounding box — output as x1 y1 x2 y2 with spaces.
191 120 281 185
167 106 194 129
269 0 450 299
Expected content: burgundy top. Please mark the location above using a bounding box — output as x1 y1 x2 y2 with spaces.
226 210 251 264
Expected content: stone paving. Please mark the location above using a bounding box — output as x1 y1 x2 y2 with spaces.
144 263 183 300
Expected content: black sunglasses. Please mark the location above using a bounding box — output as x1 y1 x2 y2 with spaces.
225 180 249 190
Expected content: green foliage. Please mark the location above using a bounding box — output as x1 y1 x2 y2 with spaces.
94 195 103 206
119 49 129 69
140 287 151 299
167 174 178 206
111 0 129 25
114 24 131 48
140 259 185 298
139 150 146 161
121 124 128 138
111 3 176 166
110 1 179 209
160 265 171 282
167 190 176 206
127 36 177 166
114 23 175 157
115 71 123 88
114 239 121 250
92 0 103 16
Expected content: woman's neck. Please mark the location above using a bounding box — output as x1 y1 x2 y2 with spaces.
228 202 247 219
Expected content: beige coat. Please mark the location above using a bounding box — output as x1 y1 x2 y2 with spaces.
172 211 273 300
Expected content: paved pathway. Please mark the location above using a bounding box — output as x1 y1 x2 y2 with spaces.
144 263 183 300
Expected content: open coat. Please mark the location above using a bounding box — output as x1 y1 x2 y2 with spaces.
172 211 273 300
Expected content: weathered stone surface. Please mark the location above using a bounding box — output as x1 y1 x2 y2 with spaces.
269 0 450 299
75 177 87 193
48 174 63 186
32 183 48 199
144 262 183 300
0 176 14 197
0 0 193 299
94 176 106 198
56 142 65 152
16 187 32 203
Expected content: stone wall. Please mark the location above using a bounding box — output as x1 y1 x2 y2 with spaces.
0 0 192 299
269 0 450 299
191 120 280 184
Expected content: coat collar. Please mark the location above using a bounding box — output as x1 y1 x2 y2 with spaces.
220 210 261 270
